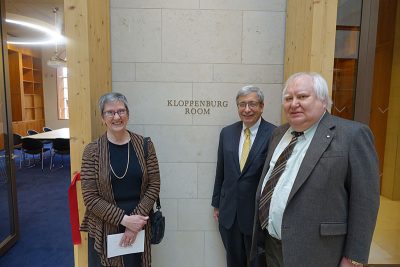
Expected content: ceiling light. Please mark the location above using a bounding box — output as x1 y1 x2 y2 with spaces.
6 13 65 45
47 8 67 69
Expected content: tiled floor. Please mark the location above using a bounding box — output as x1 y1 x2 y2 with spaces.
369 196 400 264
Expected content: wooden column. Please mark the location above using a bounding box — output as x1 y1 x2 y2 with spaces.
64 0 111 266
283 0 338 119
382 2 400 200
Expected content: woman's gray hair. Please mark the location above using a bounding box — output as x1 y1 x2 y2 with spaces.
282 72 333 110
236 85 264 103
98 92 130 116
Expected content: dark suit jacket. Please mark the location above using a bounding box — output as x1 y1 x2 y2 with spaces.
251 112 380 266
212 118 276 235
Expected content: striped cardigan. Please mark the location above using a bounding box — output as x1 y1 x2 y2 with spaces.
80 131 160 266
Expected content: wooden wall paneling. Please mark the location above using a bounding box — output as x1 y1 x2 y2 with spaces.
353 0 379 124
12 120 45 136
370 0 397 180
64 0 111 266
284 0 338 121
309 0 338 90
7 44 41 58
382 1 400 200
7 50 22 121
331 58 357 120
284 1 313 76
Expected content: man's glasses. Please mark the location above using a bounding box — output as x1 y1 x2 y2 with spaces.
237 101 260 109
103 109 127 118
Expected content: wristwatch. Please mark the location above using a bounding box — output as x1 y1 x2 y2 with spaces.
347 258 363 266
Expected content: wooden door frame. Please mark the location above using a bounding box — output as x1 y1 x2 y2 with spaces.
64 1 111 266
353 0 379 123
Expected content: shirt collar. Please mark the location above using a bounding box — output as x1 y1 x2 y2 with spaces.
242 117 262 136
289 111 325 140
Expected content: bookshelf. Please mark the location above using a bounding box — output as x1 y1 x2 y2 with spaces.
8 45 45 134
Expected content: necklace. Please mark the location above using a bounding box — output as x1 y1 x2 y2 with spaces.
107 131 130 145
109 142 130 179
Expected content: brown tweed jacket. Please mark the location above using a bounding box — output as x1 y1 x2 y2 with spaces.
80 131 160 267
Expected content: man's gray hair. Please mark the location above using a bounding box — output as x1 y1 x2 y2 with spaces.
236 85 264 103
282 72 333 110
98 92 130 116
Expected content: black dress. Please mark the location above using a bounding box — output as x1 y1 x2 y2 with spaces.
88 141 143 267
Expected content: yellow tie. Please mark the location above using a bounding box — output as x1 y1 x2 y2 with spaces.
240 128 251 171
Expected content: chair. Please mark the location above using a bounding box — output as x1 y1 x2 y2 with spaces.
13 133 23 168
50 138 70 170
28 128 52 150
27 129 39 135
22 138 50 171
43 127 53 132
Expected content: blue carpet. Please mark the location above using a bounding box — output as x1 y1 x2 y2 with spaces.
0 155 74 267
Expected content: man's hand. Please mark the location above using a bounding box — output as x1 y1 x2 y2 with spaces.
213 208 219 222
340 257 363 267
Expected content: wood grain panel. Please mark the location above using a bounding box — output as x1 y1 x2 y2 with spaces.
382 0 400 200
7 46 45 123
8 50 22 121
64 0 111 266
332 59 357 120
7 44 41 58
284 0 338 121
12 120 45 136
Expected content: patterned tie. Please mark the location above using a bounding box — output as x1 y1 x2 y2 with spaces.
258 131 303 230
239 128 251 171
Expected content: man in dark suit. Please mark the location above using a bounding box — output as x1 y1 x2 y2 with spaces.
251 72 380 267
212 85 276 267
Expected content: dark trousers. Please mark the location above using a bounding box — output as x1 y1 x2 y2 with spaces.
219 217 254 267
264 233 284 267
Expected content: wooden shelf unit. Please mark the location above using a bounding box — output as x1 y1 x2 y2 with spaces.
7 45 45 134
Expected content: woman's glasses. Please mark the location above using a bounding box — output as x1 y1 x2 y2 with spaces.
103 109 127 118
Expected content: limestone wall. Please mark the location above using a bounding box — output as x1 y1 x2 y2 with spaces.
110 1 286 265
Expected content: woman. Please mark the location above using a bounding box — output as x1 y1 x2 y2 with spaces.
80 92 160 267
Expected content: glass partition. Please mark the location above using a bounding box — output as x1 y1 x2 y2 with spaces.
332 0 363 120
0 0 19 255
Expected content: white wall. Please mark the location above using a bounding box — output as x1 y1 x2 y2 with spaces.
110 1 286 266
42 47 68 130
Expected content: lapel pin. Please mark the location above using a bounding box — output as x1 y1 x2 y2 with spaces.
327 135 330 138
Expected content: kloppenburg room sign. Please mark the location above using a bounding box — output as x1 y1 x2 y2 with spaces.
167 99 229 115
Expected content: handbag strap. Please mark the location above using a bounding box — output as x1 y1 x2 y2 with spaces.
143 137 161 211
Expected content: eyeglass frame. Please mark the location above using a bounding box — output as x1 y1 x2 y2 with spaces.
103 109 128 118
237 101 262 109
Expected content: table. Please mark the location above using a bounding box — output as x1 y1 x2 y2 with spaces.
22 128 70 140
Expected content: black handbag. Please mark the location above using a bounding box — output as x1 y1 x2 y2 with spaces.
143 137 165 244
150 197 165 244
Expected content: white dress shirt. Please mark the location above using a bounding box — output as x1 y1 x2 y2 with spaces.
238 118 261 159
261 121 319 239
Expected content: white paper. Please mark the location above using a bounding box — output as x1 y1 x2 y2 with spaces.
107 230 145 258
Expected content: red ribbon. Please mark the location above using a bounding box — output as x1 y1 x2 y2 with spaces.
68 172 81 245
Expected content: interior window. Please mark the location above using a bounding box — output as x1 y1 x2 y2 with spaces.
57 67 69 120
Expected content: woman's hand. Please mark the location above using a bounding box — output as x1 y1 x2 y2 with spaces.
121 214 149 232
119 229 137 247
